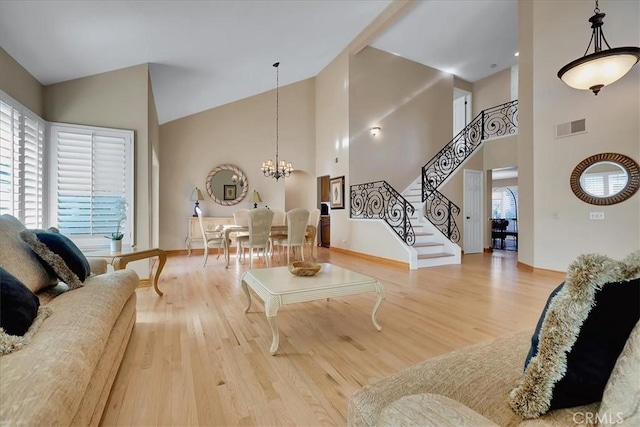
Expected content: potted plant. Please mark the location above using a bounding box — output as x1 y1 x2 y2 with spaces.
106 198 128 252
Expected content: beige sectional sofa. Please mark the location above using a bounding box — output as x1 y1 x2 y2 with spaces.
0 215 139 425
348 323 640 427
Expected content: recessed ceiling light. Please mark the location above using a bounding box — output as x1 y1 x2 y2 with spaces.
490 63 497 69
514 52 520 57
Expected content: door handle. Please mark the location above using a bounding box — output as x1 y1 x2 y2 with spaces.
466 216 470 219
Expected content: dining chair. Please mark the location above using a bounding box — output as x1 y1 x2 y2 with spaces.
306 208 321 260
246 208 275 268
273 208 310 264
233 208 250 262
196 207 224 267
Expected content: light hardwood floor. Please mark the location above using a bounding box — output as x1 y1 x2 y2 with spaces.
101 248 564 426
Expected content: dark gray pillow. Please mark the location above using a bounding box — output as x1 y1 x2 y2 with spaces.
20 228 90 290
0 267 40 336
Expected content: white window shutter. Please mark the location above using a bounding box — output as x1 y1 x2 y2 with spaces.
0 91 44 227
49 123 133 247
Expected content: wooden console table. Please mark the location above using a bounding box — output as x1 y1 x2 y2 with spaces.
185 216 234 255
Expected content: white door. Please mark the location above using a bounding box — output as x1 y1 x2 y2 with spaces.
453 90 471 137
463 169 483 254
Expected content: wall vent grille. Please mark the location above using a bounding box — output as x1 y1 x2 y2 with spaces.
556 119 586 138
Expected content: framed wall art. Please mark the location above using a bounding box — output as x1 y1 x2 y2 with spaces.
330 176 345 209
224 184 237 201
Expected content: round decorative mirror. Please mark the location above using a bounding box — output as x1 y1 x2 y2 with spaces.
570 153 640 205
205 164 248 206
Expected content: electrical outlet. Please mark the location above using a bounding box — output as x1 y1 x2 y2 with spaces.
589 211 605 220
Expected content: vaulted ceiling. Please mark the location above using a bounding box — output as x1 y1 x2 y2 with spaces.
0 1 518 124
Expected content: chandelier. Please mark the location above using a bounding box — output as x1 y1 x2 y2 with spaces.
557 0 640 95
261 62 293 180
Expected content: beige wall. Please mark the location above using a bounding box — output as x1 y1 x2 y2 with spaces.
0 47 44 116
159 78 316 250
472 68 511 115
148 72 160 248
44 64 152 259
315 52 351 249
349 47 453 192
521 0 640 270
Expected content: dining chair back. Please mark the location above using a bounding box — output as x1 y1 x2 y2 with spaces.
247 208 275 268
274 208 310 264
233 209 250 226
196 207 224 267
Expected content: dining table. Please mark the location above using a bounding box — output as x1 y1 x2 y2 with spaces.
222 224 314 268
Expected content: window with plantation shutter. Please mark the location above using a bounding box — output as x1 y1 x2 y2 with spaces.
48 123 134 248
0 91 45 228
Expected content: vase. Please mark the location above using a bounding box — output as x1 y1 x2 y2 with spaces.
110 239 122 253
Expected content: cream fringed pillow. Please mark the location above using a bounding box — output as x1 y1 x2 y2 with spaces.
0 306 52 355
509 251 640 419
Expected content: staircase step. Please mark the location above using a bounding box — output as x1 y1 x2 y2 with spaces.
417 252 455 260
413 242 443 248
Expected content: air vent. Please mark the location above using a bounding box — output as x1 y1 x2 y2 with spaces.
555 119 586 139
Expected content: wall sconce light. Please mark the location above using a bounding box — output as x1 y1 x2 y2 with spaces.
370 127 381 137
251 190 262 208
190 187 204 217
557 0 640 95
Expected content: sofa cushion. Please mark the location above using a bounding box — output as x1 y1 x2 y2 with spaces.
377 394 499 427
20 228 90 290
0 267 40 336
0 214 54 293
509 251 640 419
597 320 640 426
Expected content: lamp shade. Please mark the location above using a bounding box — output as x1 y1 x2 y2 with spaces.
558 47 640 93
251 190 262 203
190 187 204 201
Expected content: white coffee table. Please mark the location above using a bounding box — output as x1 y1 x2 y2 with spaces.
241 263 386 355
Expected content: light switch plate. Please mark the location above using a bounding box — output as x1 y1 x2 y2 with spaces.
589 212 605 220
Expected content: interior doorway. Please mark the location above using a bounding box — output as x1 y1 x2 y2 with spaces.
453 88 472 137
490 167 518 251
317 175 330 247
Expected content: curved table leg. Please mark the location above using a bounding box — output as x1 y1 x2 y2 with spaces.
186 237 192 256
267 315 279 355
241 279 252 313
152 250 167 296
372 282 386 331
265 296 281 355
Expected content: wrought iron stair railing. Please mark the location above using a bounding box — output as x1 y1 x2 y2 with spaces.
350 181 415 245
422 100 518 242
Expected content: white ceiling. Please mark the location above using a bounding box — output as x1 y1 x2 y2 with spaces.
0 1 518 124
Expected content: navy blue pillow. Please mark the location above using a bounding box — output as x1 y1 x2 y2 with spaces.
20 229 90 289
0 267 40 336
525 278 640 410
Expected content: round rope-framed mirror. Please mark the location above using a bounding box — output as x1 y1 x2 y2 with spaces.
569 153 639 205
205 164 248 206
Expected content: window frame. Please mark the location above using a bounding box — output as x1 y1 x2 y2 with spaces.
47 122 135 249
0 90 45 228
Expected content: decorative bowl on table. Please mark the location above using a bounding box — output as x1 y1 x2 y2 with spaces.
288 261 321 276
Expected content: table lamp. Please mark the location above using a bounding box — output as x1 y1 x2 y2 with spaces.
190 187 204 217
251 190 262 208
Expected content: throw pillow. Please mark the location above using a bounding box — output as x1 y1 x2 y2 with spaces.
0 214 56 293
0 267 40 336
0 306 52 355
509 251 640 419
20 228 90 290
